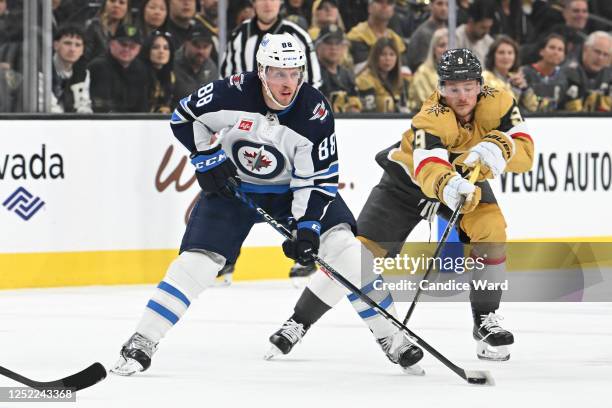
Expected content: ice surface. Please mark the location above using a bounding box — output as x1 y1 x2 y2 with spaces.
0 281 610 408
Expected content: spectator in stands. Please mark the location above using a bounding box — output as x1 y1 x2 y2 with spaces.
173 27 217 104
142 30 176 112
166 0 202 48
356 37 409 113
138 0 169 38
221 0 321 88
50 25 93 113
195 0 219 63
230 1 255 30
309 0 344 42
88 23 151 112
0 63 20 112
549 0 590 65
405 0 448 73
282 0 310 29
490 0 530 44
455 0 495 64
84 0 132 63
346 0 407 75
522 33 569 112
483 35 538 112
563 31 612 111
408 27 447 113
316 24 361 112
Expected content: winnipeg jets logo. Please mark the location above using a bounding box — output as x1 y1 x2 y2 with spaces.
309 101 329 122
243 146 273 171
228 73 244 91
480 85 498 98
232 140 285 179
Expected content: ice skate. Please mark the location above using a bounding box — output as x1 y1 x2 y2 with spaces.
473 311 514 361
377 330 425 375
111 333 158 376
264 319 308 360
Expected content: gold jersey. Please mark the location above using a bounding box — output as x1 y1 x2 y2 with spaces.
389 85 534 200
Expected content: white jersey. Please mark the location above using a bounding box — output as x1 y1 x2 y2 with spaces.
170 72 338 223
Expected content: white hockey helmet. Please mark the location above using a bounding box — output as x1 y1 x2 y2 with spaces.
256 33 306 69
256 33 306 109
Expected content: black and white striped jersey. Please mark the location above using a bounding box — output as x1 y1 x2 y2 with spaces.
220 18 322 89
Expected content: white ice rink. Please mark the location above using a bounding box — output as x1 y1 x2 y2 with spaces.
0 281 610 408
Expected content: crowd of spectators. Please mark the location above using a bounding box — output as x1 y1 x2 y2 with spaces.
0 0 611 114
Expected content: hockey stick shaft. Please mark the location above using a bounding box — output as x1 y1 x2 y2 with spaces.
0 362 106 391
229 182 491 384
402 164 480 325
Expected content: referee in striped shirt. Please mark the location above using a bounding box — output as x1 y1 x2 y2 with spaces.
221 0 322 89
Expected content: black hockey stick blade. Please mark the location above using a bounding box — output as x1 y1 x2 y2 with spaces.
464 369 495 386
0 362 107 391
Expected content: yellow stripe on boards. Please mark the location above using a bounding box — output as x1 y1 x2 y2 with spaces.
0 247 293 290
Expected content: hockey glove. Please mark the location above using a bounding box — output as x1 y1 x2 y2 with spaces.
282 221 321 264
442 174 481 213
191 145 238 195
461 131 514 179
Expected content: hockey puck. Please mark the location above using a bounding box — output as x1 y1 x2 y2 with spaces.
467 377 487 385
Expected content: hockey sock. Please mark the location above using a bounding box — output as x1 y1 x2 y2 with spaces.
136 251 223 342
309 224 398 339
291 287 331 328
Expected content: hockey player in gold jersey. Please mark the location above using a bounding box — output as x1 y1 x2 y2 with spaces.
357 48 535 361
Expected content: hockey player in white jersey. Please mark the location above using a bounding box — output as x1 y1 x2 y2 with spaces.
111 33 423 376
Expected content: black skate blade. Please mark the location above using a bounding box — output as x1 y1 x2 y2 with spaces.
464 370 495 386
60 363 107 391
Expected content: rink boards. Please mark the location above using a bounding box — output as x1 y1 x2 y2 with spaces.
1 117 611 288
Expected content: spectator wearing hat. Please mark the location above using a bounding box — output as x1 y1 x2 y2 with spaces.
173 26 217 104
346 0 408 75
49 24 93 113
309 0 345 42
83 0 132 63
88 23 151 112
316 24 361 113
194 0 220 63
405 0 448 73
142 30 176 113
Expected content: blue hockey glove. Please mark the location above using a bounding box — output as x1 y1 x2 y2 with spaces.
282 221 321 264
191 145 238 195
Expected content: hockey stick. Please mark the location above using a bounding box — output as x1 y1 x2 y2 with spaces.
0 362 106 391
402 164 481 325
227 181 494 386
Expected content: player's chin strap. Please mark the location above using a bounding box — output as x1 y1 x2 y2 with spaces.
258 66 305 110
224 178 494 386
